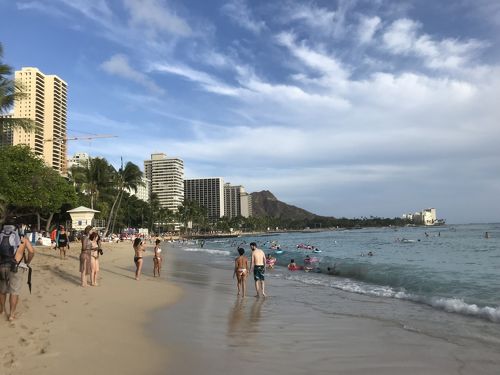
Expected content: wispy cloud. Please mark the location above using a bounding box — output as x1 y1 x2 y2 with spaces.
275 32 350 84
101 54 165 94
382 18 486 70
221 0 266 34
123 0 192 37
357 15 381 44
16 1 71 19
150 62 241 96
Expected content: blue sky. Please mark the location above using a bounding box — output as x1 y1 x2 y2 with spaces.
1 0 500 223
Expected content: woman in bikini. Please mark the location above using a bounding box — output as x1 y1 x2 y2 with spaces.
153 238 162 277
89 232 100 286
133 237 145 280
233 247 249 297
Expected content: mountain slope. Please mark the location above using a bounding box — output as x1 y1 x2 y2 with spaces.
250 190 318 220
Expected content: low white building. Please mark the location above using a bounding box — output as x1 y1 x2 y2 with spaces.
67 206 100 230
403 208 437 225
68 152 90 169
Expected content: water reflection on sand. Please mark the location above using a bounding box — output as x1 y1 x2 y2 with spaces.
227 297 264 347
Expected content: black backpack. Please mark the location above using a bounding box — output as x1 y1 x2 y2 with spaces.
0 231 16 265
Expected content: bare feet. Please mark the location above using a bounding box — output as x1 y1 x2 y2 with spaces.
8 313 17 321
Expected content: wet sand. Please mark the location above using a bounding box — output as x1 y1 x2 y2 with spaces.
1 241 181 375
152 246 500 375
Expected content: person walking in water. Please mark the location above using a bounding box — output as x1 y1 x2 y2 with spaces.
250 242 267 298
233 247 249 297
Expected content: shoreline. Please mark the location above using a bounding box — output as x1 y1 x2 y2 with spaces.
2 241 182 375
151 243 500 375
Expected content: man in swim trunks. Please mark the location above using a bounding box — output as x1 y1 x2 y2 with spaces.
250 242 267 297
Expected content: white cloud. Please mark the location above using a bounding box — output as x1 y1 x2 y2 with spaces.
150 62 241 96
17 1 71 19
101 54 164 94
382 18 486 70
221 0 266 34
357 15 381 44
275 32 350 86
123 0 192 37
282 0 355 38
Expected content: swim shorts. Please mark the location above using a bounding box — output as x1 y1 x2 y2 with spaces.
0 264 25 294
254 265 265 281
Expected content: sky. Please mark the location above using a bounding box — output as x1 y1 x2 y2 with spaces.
1 0 499 224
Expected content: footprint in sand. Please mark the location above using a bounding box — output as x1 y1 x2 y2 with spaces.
19 337 30 347
3 351 16 368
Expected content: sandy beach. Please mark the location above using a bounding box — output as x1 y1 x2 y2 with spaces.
2 241 181 375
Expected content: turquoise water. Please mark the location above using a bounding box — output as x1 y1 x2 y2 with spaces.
183 223 500 323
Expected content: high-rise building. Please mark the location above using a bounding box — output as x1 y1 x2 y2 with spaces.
0 114 14 146
144 153 184 211
224 183 252 218
9 67 68 175
184 178 225 222
126 177 150 203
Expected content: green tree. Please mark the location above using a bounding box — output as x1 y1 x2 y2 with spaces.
177 200 207 235
0 43 34 133
105 160 143 235
71 157 113 209
0 145 77 229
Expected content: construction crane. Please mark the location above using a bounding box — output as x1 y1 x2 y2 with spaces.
44 134 118 143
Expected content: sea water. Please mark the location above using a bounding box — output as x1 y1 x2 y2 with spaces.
179 224 500 328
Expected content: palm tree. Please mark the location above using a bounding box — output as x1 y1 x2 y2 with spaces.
106 161 143 235
70 157 113 209
0 43 34 133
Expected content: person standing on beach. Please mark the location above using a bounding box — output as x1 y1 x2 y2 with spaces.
79 226 92 287
56 225 69 260
153 239 162 277
250 242 267 297
0 224 35 321
89 232 100 286
133 238 145 280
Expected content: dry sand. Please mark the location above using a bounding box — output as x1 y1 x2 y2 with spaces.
1 241 181 375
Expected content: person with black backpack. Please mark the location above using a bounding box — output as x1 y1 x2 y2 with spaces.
0 224 35 321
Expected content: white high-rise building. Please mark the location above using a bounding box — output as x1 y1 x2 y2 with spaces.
224 183 252 218
127 177 150 203
144 153 184 212
184 178 225 221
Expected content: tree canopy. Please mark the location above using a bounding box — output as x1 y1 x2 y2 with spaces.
0 145 77 228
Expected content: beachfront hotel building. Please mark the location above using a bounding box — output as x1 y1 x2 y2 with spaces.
144 153 184 212
403 208 438 225
224 183 253 218
126 176 150 203
3 67 68 175
184 178 225 222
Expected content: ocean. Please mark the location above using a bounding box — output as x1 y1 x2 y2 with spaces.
173 224 500 346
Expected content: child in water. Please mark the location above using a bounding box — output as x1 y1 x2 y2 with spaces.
233 247 249 297
288 259 301 271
